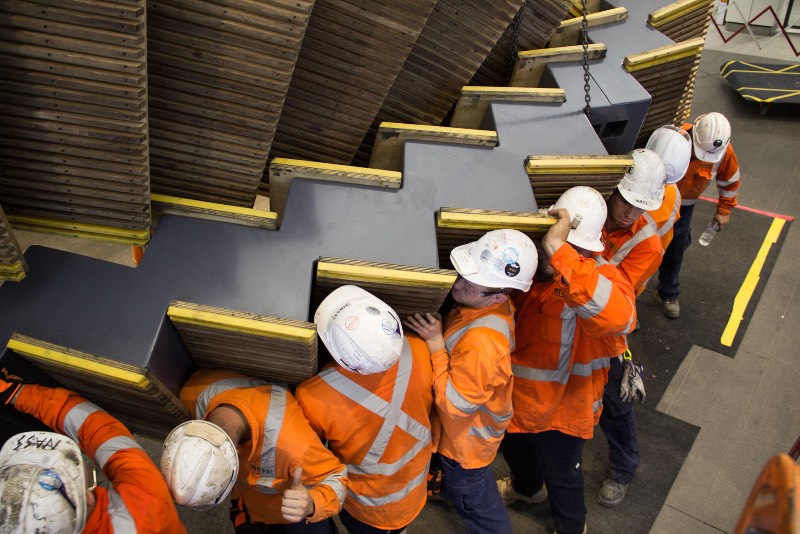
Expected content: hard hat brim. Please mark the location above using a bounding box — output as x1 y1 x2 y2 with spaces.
618 187 662 211
693 143 726 164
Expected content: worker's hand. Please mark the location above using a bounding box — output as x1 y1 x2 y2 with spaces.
404 313 445 353
542 208 572 258
713 212 730 231
281 467 314 523
0 368 24 405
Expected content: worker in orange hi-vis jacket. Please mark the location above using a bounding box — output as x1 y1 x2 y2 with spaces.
0 370 186 534
161 368 349 534
405 228 538 534
495 187 637 534
295 285 434 534
595 149 667 509
655 112 741 319
644 125 693 252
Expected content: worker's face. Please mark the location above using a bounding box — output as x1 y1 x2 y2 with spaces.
451 276 506 308
606 191 644 232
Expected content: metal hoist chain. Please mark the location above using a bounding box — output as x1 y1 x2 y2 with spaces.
503 0 528 86
580 0 592 120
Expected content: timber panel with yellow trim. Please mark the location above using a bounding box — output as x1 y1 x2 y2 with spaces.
549 7 628 48
168 301 318 384
352 0 524 166
267 159 401 226
147 0 315 207
624 38 705 145
649 0 714 42
525 155 633 206
436 208 554 269
314 258 457 319
510 44 608 88
7 333 188 438
7 215 150 246
450 87 566 129
0 0 151 237
370 123 498 172
0 205 27 282
151 194 278 230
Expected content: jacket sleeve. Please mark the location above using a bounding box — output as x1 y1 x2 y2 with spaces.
550 244 636 337
13 384 185 534
284 395 348 522
715 146 740 216
430 328 511 419
615 236 663 296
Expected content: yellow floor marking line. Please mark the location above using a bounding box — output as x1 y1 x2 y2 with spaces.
721 217 786 346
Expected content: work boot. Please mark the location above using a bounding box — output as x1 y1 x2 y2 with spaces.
497 477 548 505
598 478 630 507
553 525 587 534
653 289 680 319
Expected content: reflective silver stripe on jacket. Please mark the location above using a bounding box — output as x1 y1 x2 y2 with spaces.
255 386 286 491
108 486 136 533
320 339 430 505
444 314 514 353
94 436 144 470
644 192 681 238
717 169 740 187
718 188 738 198
63 402 100 442
445 380 479 415
512 303 575 384
606 223 656 266
195 377 269 419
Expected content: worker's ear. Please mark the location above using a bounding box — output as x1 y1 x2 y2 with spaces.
487 292 508 306
85 488 97 517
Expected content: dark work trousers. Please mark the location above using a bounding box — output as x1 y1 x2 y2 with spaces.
501 431 586 534
657 204 695 300
599 355 640 483
338 508 406 534
439 453 513 534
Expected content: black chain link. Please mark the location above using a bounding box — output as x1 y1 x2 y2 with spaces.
581 0 591 120
503 0 528 86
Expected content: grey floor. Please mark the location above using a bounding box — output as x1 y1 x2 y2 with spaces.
5 25 800 534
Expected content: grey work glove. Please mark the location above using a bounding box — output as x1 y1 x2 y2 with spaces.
619 350 646 403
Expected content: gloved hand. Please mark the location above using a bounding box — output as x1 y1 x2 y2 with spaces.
1 367 24 405
619 350 646 403
427 453 444 497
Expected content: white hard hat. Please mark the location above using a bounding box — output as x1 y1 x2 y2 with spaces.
551 186 607 252
450 229 537 292
692 112 731 163
617 148 667 210
315 285 403 375
0 432 88 534
161 420 238 510
646 125 692 184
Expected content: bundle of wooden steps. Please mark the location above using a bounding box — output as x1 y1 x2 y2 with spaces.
351 0 525 165
147 0 314 207
625 38 705 146
151 194 278 230
0 0 150 242
548 7 628 48
436 208 554 269
648 0 715 127
267 159 401 226
314 257 456 321
168 301 318 385
450 87 566 129
525 154 634 207
0 206 27 282
7 334 189 439
510 44 608 88
370 123 498 172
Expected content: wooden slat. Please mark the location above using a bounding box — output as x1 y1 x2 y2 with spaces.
314 257 457 320
168 301 318 385
369 123 498 171
450 87 566 129
511 43 607 87
525 155 632 207
0 0 149 241
549 7 628 47
0 205 27 282
151 194 278 230
8 333 189 438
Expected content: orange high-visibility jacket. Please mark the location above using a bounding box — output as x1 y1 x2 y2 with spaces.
295 336 434 531
644 183 682 251
679 123 741 216
601 216 664 297
13 384 185 534
509 244 636 439
179 369 348 524
430 297 515 469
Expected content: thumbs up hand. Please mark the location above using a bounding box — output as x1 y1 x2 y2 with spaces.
281 466 315 523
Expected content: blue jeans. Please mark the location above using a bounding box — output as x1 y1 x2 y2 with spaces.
501 431 586 534
440 454 512 534
338 508 405 534
657 204 695 300
600 355 640 483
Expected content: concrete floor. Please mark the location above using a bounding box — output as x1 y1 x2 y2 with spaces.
5 26 800 534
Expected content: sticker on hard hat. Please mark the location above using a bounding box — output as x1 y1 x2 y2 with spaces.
365 306 380 316
12 433 63 452
345 316 360 330
382 318 400 337
451 248 478 275
501 247 519 264
713 139 723 147
505 262 520 277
